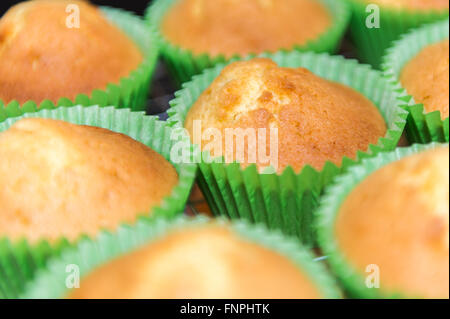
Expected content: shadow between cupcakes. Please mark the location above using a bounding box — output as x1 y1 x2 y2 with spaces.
166 51 408 246
0 105 197 299
0 7 160 122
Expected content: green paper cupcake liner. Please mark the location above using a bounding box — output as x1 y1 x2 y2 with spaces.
145 0 350 86
0 105 197 299
382 19 449 144
346 0 449 69
0 6 160 122
21 216 341 299
167 51 408 246
316 142 448 299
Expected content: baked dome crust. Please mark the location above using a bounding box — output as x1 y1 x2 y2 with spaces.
185 58 387 173
68 225 323 299
400 39 449 119
0 0 143 104
0 118 178 243
161 0 331 58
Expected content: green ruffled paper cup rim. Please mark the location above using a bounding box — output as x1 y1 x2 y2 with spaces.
382 19 449 144
21 215 341 299
346 0 449 68
145 0 351 85
0 105 197 299
0 6 160 122
166 51 408 245
316 142 448 299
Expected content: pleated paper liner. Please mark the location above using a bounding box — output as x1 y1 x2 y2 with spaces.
0 6 159 122
346 0 449 69
0 105 197 299
145 0 351 86
21 216 341 299
382 19 449 144
316 143 448 299
167 51 408 246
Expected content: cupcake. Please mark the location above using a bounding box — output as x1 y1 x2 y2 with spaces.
383 19 449 143
347 0 449 68
365 0 449 10
317 144 449 298
23 217 341 299
401 39 449 118
0 0 158 116
185 58 387 173
168 51 407 244
147 0 350 84
0 105 197 299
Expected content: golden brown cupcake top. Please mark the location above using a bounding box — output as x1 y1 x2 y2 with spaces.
161 0 331 58
400 39 449 119
335 146 449 298
0 0 143 105
359 0 449 10
68 225 323 299
185 58 387 173
0 118 178 243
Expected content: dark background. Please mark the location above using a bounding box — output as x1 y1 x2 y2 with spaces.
1 0 152 16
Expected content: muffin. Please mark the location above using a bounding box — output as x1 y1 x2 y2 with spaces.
400 39 449 119
347 0 449 68
318 144 449 298
0 0 144 106
0 117 178 243
147 0 350 84
382 19 449 144
0 106 197 299
161 0 331 58
71 226 326 298
185 58 387 173
22 217 341 299
169 51 406 243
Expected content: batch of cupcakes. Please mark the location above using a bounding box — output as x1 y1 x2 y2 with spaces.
0 0 448 299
